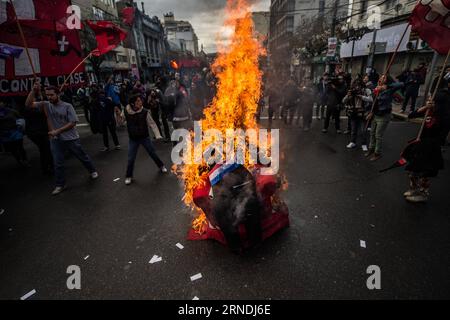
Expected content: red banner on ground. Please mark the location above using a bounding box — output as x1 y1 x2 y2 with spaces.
0 0 86 96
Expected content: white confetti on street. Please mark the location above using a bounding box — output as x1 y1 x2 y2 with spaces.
113 178 121 182
149 255 162 264
360 240 367 248
176 243 184 250
0 208 5 215
20 289 36 300
190 273 203 282
84 255 90 260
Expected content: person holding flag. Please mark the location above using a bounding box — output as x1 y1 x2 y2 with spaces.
403 74 449 203
380 0 450 202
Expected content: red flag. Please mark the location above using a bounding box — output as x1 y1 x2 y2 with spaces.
86 20 127 56
410 0 450 54
121 7 135 26
0 0 86 96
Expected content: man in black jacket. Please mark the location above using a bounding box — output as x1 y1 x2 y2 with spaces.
323 75 347 133
124 94 168 185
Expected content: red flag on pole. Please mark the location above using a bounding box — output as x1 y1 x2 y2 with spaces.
409 0 450 55
86 20 127 56
121 7 136 26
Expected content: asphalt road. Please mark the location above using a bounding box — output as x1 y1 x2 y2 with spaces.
1 114 449 300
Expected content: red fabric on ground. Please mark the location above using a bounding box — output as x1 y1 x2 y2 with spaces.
189 165 289 247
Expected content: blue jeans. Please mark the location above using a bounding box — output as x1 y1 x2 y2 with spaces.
126 137 164 178
50 138 96 187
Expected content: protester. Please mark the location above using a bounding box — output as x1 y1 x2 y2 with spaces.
147 88 171 142
190 80 206 121
24 81 54 174
343 78 373 150
164 80 193 131
30 86 98 195
403 93 446 203
104 76 121 109
316 74 328 120
92 89 121 152
0 99 28 167
124 94 168 185
402 69 422 113
299 81 315 131
267 82 282 129
323 75 347 134
366 76 404 161
282 78 300 125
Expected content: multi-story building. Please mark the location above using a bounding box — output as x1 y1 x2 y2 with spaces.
269 0 349 79
73 0 138 83
116 1 167 82
340 0 437 80
163 12 199 56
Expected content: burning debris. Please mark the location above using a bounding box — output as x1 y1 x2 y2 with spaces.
175 0 289 252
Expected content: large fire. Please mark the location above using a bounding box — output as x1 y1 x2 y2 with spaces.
177 0 265 233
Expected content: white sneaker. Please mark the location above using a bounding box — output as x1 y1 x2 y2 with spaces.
160 166 168 173
362 145 369 152
347 142 357 149
52 186 66 196
125 178 132 185
91 172 99 179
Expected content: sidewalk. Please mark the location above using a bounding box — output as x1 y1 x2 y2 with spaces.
391 102 423 124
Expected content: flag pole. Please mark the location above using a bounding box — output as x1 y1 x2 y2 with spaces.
416 48 450 141
59 51 94 92
9 0 37 79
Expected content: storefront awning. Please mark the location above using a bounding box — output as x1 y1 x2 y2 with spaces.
340 23 411 58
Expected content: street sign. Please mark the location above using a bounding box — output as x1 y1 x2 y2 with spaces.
327 37 338 57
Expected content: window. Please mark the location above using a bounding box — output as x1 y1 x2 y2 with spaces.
93 7 105 20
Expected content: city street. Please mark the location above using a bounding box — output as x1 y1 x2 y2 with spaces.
1 114 449 300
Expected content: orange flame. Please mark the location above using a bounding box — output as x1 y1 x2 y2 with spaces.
170 60 180 70
177 0 265 230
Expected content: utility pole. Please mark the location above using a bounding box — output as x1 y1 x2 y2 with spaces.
329 0 340 76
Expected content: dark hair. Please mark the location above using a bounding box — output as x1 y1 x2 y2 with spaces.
129 94 142 105
45 86 60 94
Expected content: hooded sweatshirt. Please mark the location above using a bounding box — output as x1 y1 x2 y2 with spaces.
125 104 162 140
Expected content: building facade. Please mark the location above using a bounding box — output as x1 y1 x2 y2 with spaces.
269 0 349 79
340 0 440 80
163 12 199 56
73 0 138 83
116 1 167 82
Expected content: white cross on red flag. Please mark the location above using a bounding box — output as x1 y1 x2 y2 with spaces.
410 0 450 54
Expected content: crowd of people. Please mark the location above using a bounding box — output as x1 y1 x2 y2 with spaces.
1 63 449 203
264 65 450 203
0 67 217 194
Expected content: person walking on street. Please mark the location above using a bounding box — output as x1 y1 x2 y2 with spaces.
24 81 54 174
366 76 403 161
30 86 98 195
124 94 168 185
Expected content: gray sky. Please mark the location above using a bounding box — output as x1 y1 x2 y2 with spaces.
141 0 271 53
